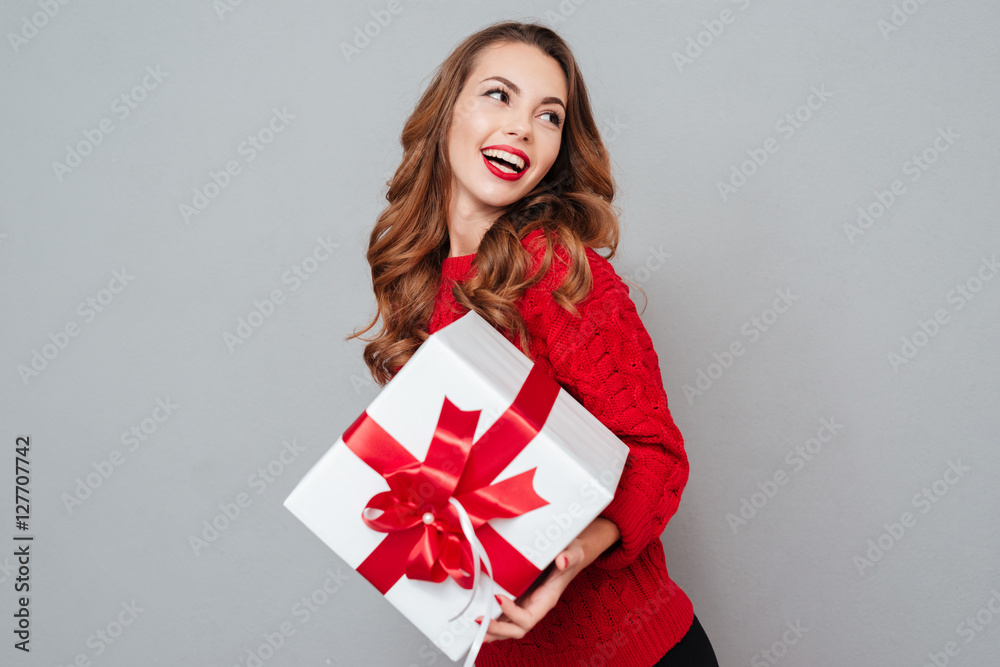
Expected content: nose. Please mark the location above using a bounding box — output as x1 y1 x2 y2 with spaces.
504 126 530 145
503 113 531 142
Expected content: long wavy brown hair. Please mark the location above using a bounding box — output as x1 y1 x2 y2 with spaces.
347 20 633 386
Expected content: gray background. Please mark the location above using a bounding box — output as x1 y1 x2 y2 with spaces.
2 1 998 665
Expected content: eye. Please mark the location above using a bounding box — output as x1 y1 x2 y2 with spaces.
541 110 564 127
484 86 510 104
485 85 563 127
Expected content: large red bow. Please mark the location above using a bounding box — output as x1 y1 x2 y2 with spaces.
342 364 561 597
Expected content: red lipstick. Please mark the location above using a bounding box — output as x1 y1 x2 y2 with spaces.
481 144 530 181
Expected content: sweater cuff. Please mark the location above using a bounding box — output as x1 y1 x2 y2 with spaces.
591 445 688 570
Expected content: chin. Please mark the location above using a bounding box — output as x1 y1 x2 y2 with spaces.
484 194 524 208
473 185 525 208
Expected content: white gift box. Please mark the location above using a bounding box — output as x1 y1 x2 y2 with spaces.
283 310 629 663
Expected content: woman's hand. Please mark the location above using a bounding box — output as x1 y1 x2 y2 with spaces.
477 517 620 642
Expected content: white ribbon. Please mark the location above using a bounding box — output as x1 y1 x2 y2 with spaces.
448 496 498 667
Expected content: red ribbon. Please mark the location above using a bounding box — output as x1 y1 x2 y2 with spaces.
342 363 560 598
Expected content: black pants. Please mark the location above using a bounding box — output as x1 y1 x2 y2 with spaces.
651 614 719 667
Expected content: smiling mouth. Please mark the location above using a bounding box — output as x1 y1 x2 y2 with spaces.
481 149 525 174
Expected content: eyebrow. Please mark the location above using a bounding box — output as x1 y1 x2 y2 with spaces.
480 76 566 110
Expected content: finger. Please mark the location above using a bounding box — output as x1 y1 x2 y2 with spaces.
531 553 576 596
480 616 530 641
536 554 578 591
515 561 579 616
495 593 535 628
475 614 516 636
475 616 502 642
555 543 585 571
475 617 493 643
475 616 500 643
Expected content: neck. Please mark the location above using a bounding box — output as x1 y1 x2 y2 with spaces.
446 190 501 257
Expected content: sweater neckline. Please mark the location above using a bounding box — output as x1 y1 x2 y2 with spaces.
440 228 547 280
441 251 475 280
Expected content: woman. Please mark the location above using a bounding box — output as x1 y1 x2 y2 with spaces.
348 20 719 667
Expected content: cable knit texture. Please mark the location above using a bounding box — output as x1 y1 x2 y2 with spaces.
420 229 693 667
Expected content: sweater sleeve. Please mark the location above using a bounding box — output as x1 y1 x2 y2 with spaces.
529 249 690 571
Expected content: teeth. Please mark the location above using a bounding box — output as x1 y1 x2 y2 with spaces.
492 161 517 174
482 148 525 172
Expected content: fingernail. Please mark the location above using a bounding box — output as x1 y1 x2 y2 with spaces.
494 594 503 606
474 618 482 625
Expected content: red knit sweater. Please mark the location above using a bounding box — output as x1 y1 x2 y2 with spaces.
421 228 694 667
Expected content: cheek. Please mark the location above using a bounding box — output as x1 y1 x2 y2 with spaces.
453 93 481 125
451 112 487 154
454 98 489 135
528 147 560 187
448 123 474 165
539 142 561 172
